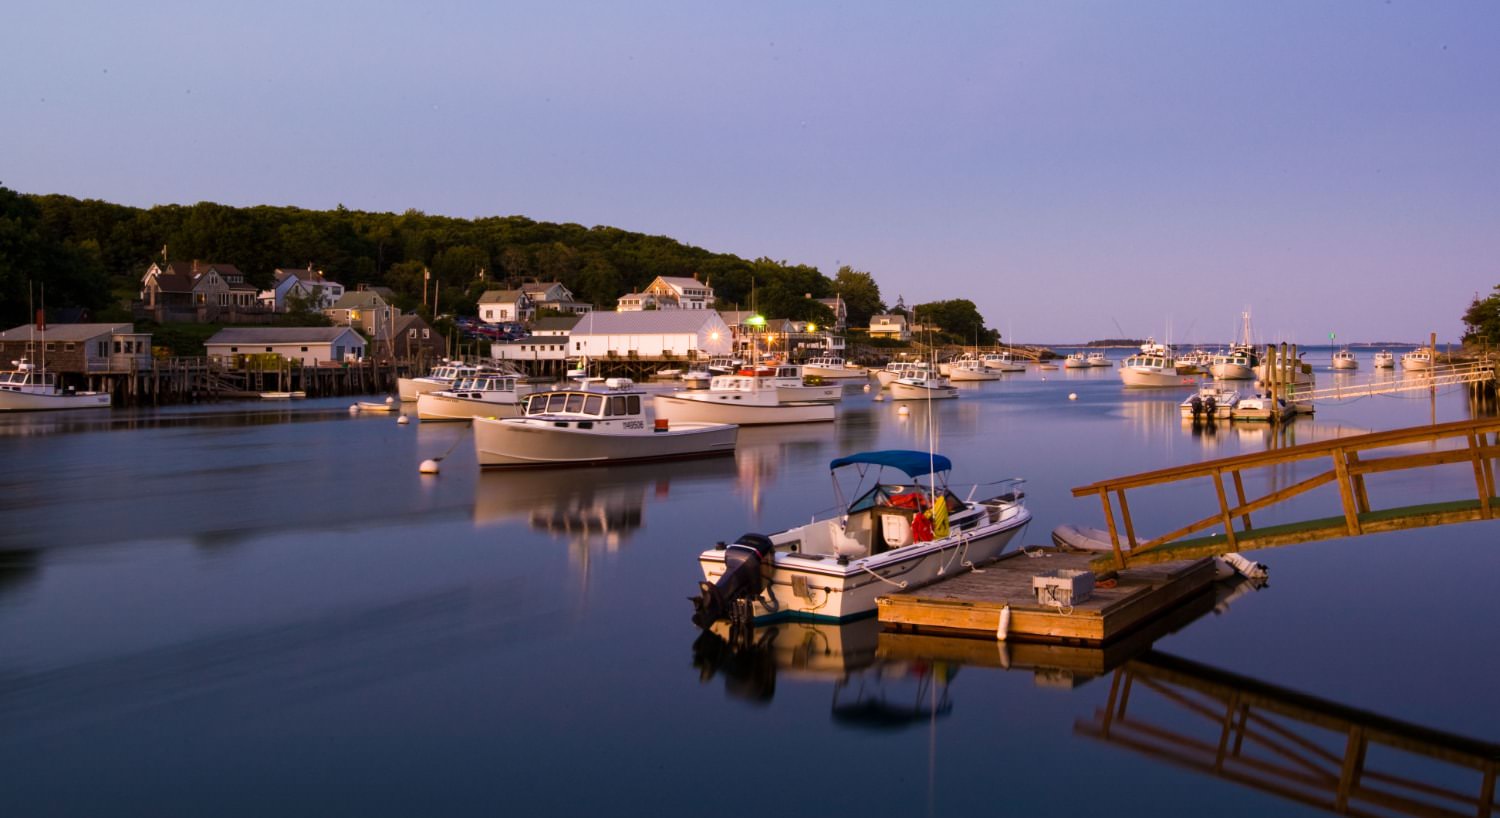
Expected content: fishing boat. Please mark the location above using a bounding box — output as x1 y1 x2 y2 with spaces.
874 360 933 388
0 359 112 412
1210 349 1259 380
1179 382 1239 420
1086 351 1110 367
888 374 958 400
800 356 867 380
654 369 837 425
1119 351 1194 388
679 367 713 388
945 359 1000 382
690 449 1031 624
1331 349 1359 370
1062 352 1090 369
397 360 485 402
1373 350 1395 369
1174 349 1214 375
1401 349 1433 371
416 373 537 421
473 378 737 468
731 364 842 403
979 352 1025 372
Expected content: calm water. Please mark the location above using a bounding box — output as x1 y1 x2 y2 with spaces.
2 347 1497 817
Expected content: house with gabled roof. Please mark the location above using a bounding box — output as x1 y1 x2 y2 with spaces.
869 314 910 341
477 289 532 324
138 260 266 323
203 327 366 365
325 290 397 340
617 274 715 311
393 314 444 364
260 268 346 312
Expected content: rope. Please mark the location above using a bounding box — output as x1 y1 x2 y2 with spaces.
432 424 472 461
859 562 909 589
1020 545 1051 558
958 533 986 573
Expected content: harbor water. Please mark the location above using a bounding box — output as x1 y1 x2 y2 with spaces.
2 347 1496 817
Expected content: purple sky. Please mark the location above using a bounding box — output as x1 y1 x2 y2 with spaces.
4 1 1496 343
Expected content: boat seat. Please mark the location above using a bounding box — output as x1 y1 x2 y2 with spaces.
880 512 912 548
796 520 868 559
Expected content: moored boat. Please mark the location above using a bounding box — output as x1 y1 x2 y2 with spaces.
874 360 933 388
1086 351 1110 367
417 373 536 421
0 359 112 412
1373 350 1395 369
888 374 959 400
690 449 1031 623
1401 349 1433 371
1179 382 1239 420
397 361 485 402
653 369 836 425
800 356 867 380
979 352 1026 372
1062 352 1090 369
1331 348 1358 370
473 378 737 468
945 359 1000 382
1210 349 1259 380
1119 352 1194 388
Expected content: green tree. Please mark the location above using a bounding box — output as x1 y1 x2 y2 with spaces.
912 299 997 345
1463 287 1500 345
833 265 885 327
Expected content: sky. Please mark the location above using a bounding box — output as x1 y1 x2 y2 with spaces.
3 1 1497 344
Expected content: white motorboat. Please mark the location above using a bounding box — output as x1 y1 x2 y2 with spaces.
734 364 842 403
874 360 933 388
0 359 112 412
888 374 958 400
1230 392 1291 423
397 361 485 402
473 378 737 468
1086 351 1111 367
258 391 306 400
945 359 1000 382
979 352 1025 372
1174 349 1213 375
1119 352 1194 388
706 356 744 375
1331 349 1358 370
691 449 1031 623
1062 352 1090 369
1373 350 1395 369
680 368 713 388
654 370 836 425
1210 348 1259 380
417 374 536 421
800 356 867 380
1179 382 1239 420
1401 349 1433 371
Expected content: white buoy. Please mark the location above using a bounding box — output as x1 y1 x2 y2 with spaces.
897 404 910 416
397 415 410 425
873 394 885 402
1068 392 1078 401
385 396 395 405
862 383 871 392
349 404 360 415
997 604 1011 641
419 458 440 474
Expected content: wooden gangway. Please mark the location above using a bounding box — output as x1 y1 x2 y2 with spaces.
1073 417 1500 572
1292 360 1495 404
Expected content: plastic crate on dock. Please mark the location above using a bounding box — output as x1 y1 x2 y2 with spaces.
1033 568 1094 607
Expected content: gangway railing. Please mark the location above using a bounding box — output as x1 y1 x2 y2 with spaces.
1072 417 1500 571
1289 360 1495 404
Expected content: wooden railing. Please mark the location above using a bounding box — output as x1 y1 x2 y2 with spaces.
1072 417 1500 571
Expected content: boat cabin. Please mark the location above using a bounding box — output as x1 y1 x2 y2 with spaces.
1123 354 1172 370
448 375 522 396
522 379 643 420
0 365 58 391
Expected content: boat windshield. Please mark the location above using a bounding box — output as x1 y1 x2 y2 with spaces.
524 390 637 418
846 483 966 515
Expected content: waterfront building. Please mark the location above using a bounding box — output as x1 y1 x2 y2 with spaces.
139 261 264 323
259 268 345 312
520 281 592 315
615 275 715 311
477 289 533 324
0 322 153 373
566 311 732 360
203 327 367 365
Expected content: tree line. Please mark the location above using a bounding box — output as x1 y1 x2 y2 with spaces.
0 185 994 343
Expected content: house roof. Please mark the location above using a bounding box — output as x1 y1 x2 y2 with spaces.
274 268 334 284
478 289 526 304
393 315 430 334
871 314 908 325
717 310 755 325
330 291 390 310
531 316 581 332
570 311 727 335
148 262 197 293
0 323 135 342
203 327 362 346
654 276 709 291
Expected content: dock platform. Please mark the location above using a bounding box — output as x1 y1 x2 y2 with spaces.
876 548 1216 644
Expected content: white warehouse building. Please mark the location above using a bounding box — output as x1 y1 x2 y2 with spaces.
565 311 732 360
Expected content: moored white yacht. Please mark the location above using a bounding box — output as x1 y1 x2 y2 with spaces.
1062 352 1090 369
874 360 932 388
653 369 837 425
1401 349 1433 371
0 359 112 412
1086 351 1110 367
398 360 485 402
1179 382 1239 420
945 359 1000 382
800 356 867 380
1119 351 1193 388
979 352 1025 372
1331 349 1358 370
473 378 737 468
888 373 958 400
691 450 1030 623
416 373 536 421
1373 350 1395 368
1210 348 1259 380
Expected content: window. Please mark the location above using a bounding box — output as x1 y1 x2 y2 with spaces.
422 329 430 339
565 393 584 413
65 343 75 351
113 340 121 353
301 347 309 352
627 395 640 415
231 347 239 353
408 329 417 339
97 342 106 357
584 395 603 415
265 347 272 352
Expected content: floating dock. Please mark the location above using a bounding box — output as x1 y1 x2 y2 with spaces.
876 548 1215 644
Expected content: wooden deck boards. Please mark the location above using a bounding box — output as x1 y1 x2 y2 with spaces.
877 548 1216 644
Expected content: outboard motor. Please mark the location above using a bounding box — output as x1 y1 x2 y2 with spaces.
1189 395 1203 419
1204 394 1217 420
691 533 774 629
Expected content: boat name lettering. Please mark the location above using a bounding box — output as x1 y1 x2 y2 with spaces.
624 420 645 430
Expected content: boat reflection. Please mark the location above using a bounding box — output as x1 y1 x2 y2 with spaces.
473 456 737 550
1075 652 1500 817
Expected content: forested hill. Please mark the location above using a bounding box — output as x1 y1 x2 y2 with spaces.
0 186 886 329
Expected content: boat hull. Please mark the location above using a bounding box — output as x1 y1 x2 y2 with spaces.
416 391 524 421
1120 367 1193 388
777 383 844 402
0 391 112 411
1401 357 1432 371
653 394 835 425
1331 359 1358 370
800 365 867 380
698 506 1031 621
397 377 445 402
888 382 958 399
1209 362 1255 380
473 416 738 467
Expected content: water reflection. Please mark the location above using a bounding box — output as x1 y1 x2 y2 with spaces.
1076 652 1500 817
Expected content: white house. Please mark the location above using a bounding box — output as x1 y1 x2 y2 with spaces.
616 275 715 311
521 282 592 315
477 289 532 324
203 327 367 365
491 336 571 364
259 268 345 312
565 311 732 359
869 314 910 341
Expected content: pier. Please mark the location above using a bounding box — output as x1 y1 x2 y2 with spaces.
877 549 1217 644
